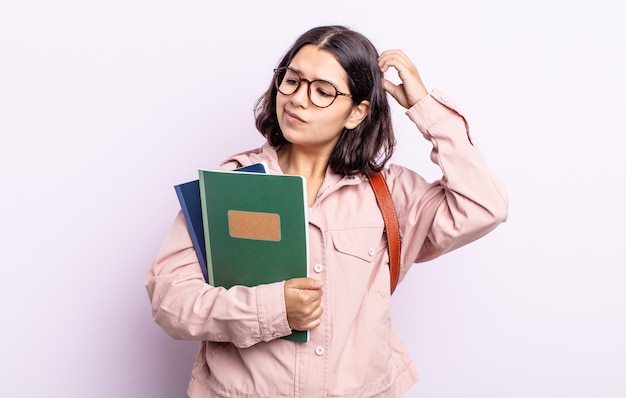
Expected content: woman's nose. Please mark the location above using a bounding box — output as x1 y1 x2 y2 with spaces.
289 81 310 107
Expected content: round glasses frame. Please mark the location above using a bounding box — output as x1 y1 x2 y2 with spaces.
273 67 353 108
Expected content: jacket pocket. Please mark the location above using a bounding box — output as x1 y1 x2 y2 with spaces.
330 225 387 262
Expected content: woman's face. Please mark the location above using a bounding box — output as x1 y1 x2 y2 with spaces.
276 44 367 154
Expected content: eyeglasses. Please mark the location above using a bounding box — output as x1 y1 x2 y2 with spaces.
273 67 353 108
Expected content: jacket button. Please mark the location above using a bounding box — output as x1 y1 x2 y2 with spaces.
368 247 375 256
313 264 323 273
315 346 325 356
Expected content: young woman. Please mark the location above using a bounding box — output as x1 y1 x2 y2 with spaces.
146 25 508 397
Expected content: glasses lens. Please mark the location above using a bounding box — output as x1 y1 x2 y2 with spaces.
275 68 299 95
309 81 337 108
274 67 341 108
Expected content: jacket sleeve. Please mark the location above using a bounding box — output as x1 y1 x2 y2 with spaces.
389 89 509 275
145 211 293 348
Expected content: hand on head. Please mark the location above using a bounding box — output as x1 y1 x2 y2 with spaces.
379 50 429 109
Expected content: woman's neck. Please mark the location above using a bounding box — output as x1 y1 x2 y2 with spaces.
278 145 330 207
277 145 330 180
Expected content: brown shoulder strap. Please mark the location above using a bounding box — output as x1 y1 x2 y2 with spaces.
367 172 401 294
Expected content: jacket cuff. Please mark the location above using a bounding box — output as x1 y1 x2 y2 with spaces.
406 88 472 144
256 281 292 341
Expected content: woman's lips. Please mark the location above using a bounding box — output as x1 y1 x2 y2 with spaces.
285 109 305 124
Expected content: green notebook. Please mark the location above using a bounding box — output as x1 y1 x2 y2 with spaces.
198 169 310 342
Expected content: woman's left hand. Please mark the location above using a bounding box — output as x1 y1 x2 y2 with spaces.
379 49 428 109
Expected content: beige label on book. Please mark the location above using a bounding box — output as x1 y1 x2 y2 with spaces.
228 210 281 241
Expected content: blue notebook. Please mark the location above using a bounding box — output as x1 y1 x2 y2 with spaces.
174 163 268 282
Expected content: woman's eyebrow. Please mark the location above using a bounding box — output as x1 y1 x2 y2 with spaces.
287 65 343 87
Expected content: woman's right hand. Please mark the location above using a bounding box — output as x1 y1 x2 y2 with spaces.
284 278 324 331
379 49 428 109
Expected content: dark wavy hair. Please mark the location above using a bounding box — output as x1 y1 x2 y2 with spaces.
254 25 395 176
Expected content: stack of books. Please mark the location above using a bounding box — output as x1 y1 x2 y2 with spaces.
174 163 310 342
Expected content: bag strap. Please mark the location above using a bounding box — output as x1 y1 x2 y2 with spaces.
367 172 401 294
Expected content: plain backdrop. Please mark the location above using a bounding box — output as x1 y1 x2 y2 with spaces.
1 1 625 397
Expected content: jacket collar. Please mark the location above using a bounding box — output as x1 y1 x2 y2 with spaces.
221 142 366 190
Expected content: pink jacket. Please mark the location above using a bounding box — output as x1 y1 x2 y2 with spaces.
146 89 508 397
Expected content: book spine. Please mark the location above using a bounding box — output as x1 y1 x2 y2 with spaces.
174 185 207 282
198 173 215 286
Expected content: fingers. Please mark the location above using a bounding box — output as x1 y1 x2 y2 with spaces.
284 278 324 331
380 79 409 109
286 277 324 290
379 49 415 75
378 49 428 108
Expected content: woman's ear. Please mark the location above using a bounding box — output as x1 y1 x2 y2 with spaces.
344 100 370 130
